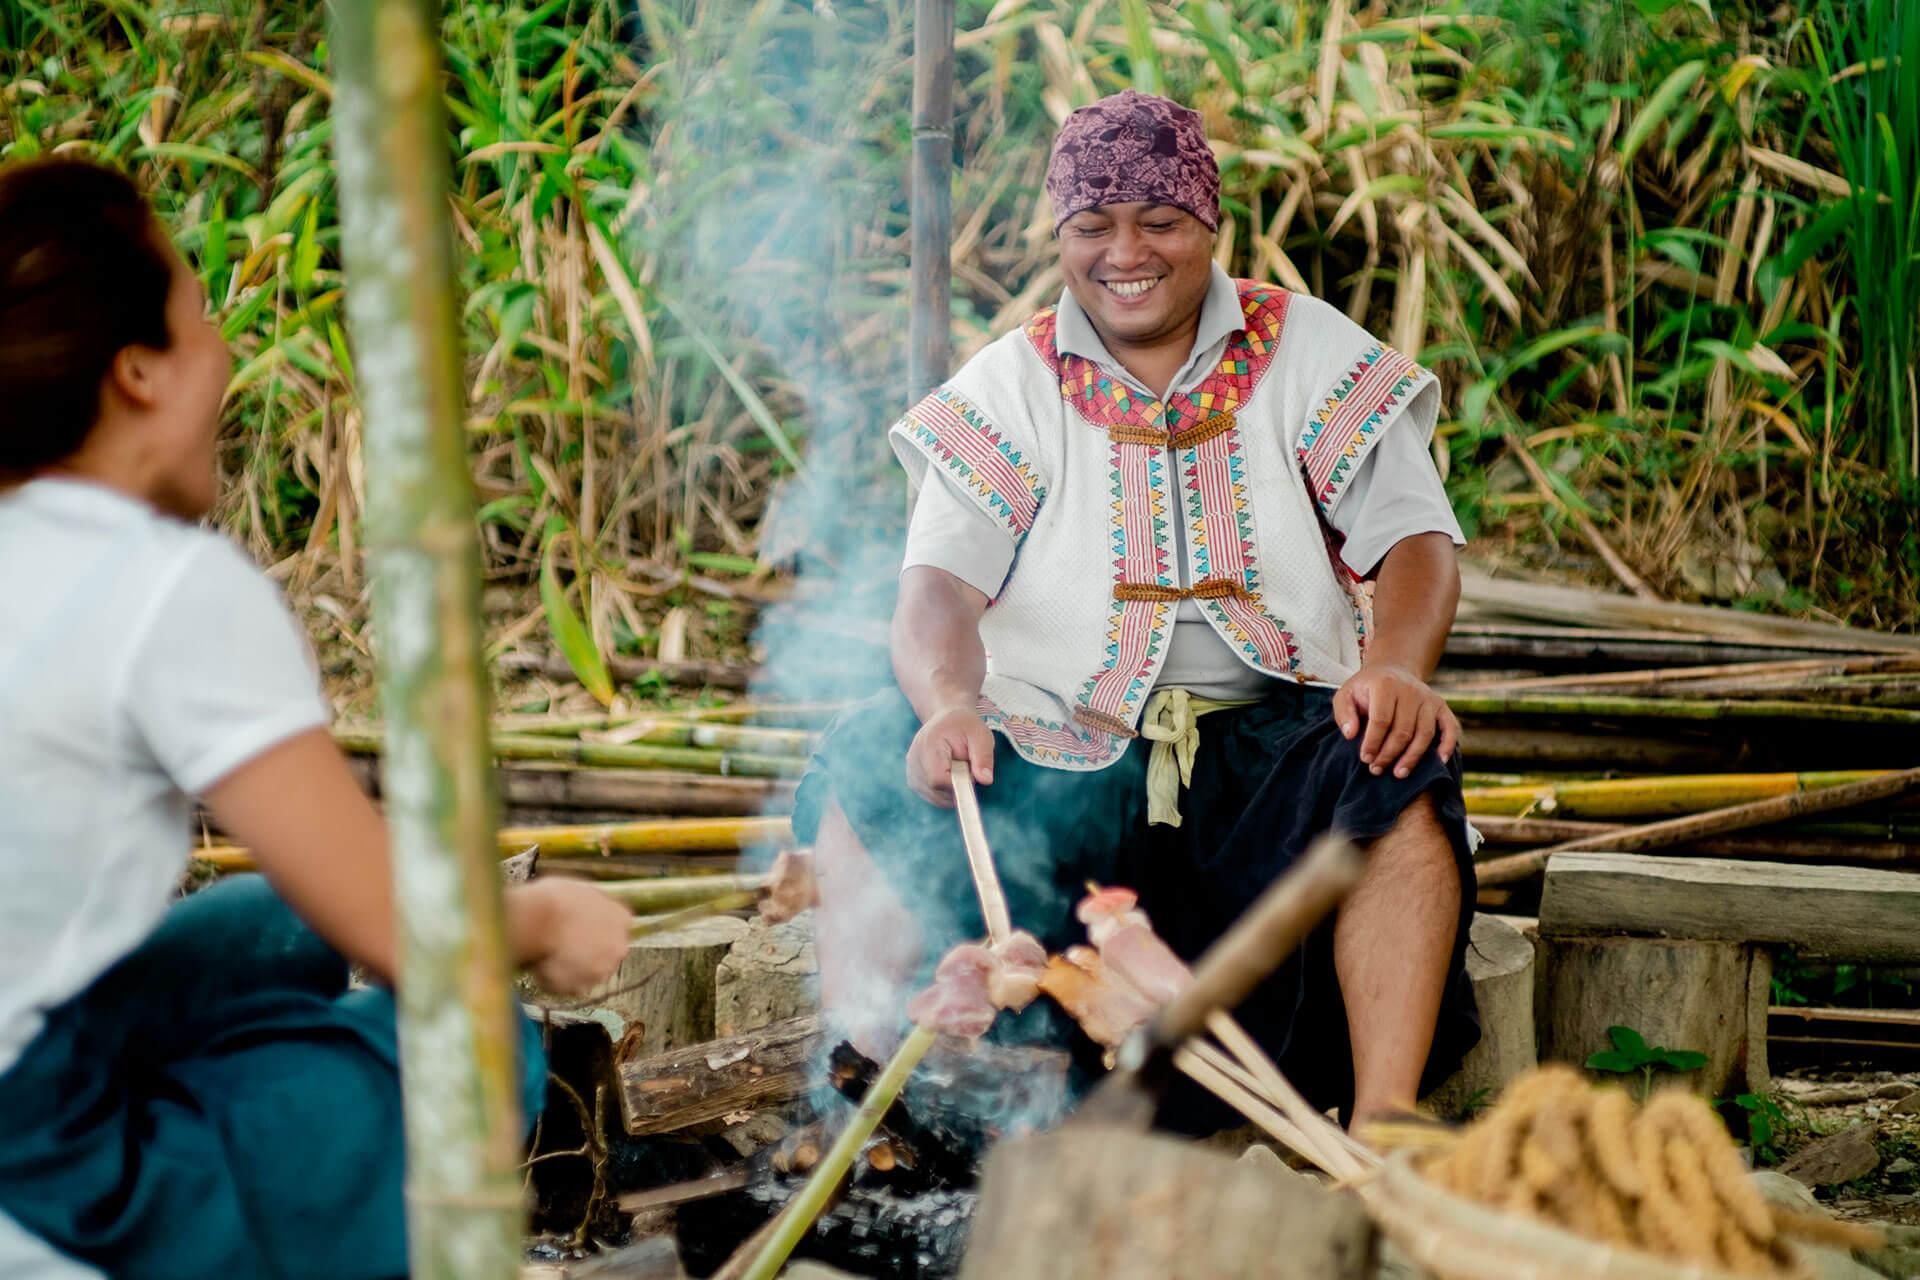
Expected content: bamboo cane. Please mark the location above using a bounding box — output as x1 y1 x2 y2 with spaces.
195 816 795 873
596 874 770 913
486 716 816 755
907 0 954 406
949 763 1011 945
1450 651 1920 695
735 1023 938 1280
335 728 806 777
1463 769 1895 819
1447 691 1920 726
1476 765 1920 885
332 1 524 1272
494 815 791 855
628 891 759 938
1470 815 1920 863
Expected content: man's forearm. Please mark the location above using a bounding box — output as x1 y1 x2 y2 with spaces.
1363 532 1459 678
891 566 990 723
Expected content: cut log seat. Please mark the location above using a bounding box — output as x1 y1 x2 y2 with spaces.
1540 853 1920 962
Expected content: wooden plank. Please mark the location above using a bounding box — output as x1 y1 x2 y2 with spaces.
1539 853 1920 960
618 1015 824 1136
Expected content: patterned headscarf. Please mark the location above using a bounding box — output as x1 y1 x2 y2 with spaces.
1044 89 1220 233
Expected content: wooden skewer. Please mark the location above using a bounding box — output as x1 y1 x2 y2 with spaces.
1205 1011 1376 1175
1179 1040 1338 1171
950 761 1012 946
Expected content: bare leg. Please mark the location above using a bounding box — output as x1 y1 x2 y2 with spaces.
812 795 923 1058
1333 795 1462 1127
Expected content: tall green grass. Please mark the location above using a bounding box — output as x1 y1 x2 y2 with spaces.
1 0 1914 674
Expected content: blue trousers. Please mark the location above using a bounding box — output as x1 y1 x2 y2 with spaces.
0 876 546 1279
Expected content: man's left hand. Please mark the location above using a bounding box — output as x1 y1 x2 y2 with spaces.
1332 662 1459 779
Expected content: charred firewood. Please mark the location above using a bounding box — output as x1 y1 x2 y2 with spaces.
826 1038 1071 1175
677 1179 976 1279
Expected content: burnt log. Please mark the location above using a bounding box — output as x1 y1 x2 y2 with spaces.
619 1015 825 1136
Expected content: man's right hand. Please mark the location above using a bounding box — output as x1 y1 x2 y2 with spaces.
906 705 996 806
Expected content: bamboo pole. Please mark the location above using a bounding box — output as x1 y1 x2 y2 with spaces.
595 874 770 913
335 728 806 777
1449 652 1920 695
1476 765 1920 885
907 0 955 406
736 1023 938 1280
195 815 796 873
1463 770 1894 819
1446 691 1920 726
481 717 814 755
331 2 523 1274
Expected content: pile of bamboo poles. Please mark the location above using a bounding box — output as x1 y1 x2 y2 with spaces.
192 575 1920 896
1441 573 1920 900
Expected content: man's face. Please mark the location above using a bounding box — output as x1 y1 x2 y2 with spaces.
1057 202 1215 352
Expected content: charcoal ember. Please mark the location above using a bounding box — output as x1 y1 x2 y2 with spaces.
828 1039 1070 1173
677 1179 976 1279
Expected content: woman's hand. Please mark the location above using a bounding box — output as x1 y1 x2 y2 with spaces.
506 878 633 995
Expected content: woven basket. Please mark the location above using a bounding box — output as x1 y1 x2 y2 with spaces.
1364 1152 1813 1280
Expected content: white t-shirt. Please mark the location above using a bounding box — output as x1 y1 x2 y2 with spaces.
903 270 1464 699
0 478 330 1075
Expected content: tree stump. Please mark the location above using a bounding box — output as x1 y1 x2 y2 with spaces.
959 1126 1374 1280
1536 935 1769 1097
583 916 748 1057
1424 914 1537 1118
714 912 819 1037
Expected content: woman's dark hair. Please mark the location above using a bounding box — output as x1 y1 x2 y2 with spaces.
0 157 174 481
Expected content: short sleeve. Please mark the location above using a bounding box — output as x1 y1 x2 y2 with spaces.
119 537 331 795
903 468 1018 598
1326 424 1465 576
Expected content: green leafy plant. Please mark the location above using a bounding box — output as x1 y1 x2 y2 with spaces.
1586 1025 1710 1100
1733 1092 1788 1164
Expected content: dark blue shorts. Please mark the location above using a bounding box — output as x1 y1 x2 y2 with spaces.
0 875 547 1279
794 681 1482 1126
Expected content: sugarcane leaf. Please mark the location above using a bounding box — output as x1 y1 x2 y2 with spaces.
540 528 614 706
1621 60 1707 167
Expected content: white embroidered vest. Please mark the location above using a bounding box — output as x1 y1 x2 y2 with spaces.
889 280 1438 771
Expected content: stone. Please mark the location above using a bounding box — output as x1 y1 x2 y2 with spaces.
783 1265 864 1280
1888 1157 1916 1176
715 1109 794 1158
1890 1088 1920 1115
714 912 819 1037
1779 1124 1880 1189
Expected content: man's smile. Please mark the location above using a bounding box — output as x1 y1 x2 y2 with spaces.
1102 277 1162 300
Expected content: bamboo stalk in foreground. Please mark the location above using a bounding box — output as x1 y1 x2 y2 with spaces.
736 1024 938 1280
332 1 524 1272
1476 765 1920 885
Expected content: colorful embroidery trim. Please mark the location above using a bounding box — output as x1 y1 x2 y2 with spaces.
1023 282 1293 437
1297 345 1425 511
976 695 1122 768
1078 440 1171 725
902 388 1046 538
1181 422 1300 671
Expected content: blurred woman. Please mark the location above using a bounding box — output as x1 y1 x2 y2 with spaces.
0 156 633 1279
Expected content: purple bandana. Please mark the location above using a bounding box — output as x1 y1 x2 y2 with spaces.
1045 89 1220 233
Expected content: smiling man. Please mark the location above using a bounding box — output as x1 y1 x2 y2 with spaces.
795 89 1479 1131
